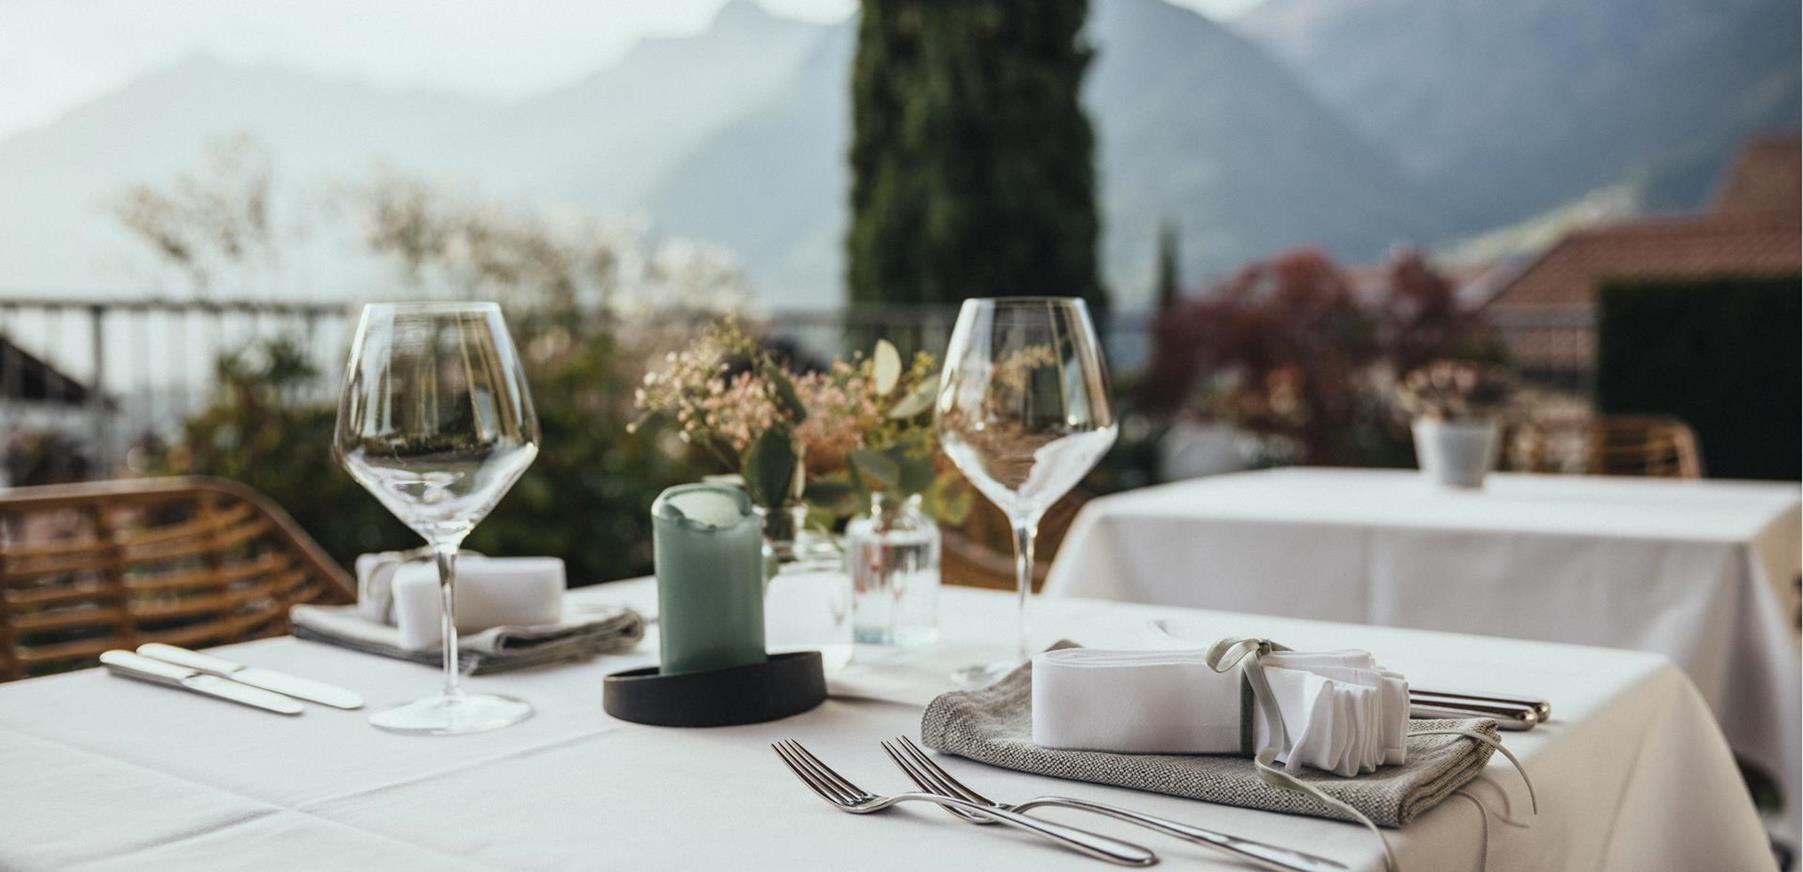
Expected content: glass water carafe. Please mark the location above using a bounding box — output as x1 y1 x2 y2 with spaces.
846 492 941 650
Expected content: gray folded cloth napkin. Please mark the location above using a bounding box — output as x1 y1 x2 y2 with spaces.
290 603 645 674
920 643 1499 828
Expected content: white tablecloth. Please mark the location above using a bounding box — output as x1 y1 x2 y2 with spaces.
0 580 1773 872
1045 467 1803 845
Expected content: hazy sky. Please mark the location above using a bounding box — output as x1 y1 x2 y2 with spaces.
0 0 1260 140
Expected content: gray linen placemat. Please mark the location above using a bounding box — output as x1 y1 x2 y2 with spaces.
920 645 1498 827
290 603 645 675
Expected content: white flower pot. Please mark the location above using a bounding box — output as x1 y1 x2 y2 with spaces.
1411 418 1500 488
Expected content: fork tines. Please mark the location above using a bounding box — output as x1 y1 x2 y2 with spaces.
882 737 992 820
773 739 865 806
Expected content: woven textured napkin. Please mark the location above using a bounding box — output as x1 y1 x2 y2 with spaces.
290 603 644 675
920 645 1498 827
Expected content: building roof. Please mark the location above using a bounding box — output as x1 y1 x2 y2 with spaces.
1485 134 1801 313
1479 133 1800 373
1483 212 1800 309
1711 133 1802 216
0 336 91 405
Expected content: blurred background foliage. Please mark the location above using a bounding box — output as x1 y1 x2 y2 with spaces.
1138 246 1506 468
129 155 734 584
159 323 706 585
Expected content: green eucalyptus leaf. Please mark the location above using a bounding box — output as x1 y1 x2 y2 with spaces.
872 339 902 395
803 475 863 517
887 375 938 420
847 447 901 489
894 455 937 497
741 427 797 509
762 362 809 424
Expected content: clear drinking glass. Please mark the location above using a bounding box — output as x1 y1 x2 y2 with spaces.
935 298 1116 687
334 302 541 735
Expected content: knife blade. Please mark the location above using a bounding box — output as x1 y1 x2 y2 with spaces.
137 643 365 710
101 650 304 715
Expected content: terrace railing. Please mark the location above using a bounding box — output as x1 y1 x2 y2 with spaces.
0 294 1585 484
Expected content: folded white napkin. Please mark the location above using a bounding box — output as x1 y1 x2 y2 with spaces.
354 552 565 650
1032 647 1409 777
290 602 644 674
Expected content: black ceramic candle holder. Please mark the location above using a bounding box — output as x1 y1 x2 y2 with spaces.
602 651 827 727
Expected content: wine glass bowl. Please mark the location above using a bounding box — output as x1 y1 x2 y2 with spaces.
335 302 541 735
934 298 1116 686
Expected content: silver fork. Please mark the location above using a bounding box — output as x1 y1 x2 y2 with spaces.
882 736 1347 872
771 739 1157 866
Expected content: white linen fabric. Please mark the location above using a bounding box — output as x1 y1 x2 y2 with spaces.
1044 467 1803 845
0 580 1771 872
1030 647 1410 776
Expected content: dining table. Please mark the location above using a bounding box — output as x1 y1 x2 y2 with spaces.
1044 466 1803 847
0 578 1773 872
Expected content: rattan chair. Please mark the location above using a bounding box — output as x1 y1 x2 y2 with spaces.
941 493 1088 592
0 477 354 681
1509 415 1705 478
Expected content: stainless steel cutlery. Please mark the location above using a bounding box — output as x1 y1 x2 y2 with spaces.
771 739 1158 866
100 650 305 715
772 735 1359 869
101 644 364 714
1409 687 1549 731
137 643 364 709
882 735 1345 872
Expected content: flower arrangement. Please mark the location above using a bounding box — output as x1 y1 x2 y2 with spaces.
631 319 970 522
1395 360 1516 422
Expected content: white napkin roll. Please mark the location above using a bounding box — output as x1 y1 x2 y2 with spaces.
1032 649 1248 754
1031 647 1409 777
1264 650 1410 768
389 557 567 651
354 550 416 623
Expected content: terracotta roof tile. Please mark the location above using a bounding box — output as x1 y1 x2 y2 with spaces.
1712 133 1801 216
1485 213 1799 310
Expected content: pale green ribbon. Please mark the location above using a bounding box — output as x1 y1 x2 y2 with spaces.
1203 637 1538 872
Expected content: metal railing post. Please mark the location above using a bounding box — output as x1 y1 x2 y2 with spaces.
89 303 108 473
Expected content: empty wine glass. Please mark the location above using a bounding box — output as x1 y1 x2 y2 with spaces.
935 298 1116 686
334 302 541 735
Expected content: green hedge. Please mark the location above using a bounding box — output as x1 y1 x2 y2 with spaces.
1596 274 1801 480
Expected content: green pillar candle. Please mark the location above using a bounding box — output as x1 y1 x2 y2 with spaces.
652 483 767 675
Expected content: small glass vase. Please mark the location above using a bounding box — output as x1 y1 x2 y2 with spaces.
845 492 941 651
757 503 853 671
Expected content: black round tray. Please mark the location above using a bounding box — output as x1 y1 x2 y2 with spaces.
602 651 826 727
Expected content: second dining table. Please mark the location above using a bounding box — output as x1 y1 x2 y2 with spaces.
1044 466 1803 846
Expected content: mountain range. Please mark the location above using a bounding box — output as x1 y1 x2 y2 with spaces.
0 0 1794 309
1238 0 1801 227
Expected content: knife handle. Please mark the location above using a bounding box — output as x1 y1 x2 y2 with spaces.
101 650 200 685
138 643 240 676
1409 702 1537 730
1412 688 1550 720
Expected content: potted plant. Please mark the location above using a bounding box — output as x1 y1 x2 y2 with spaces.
1396 360 1515 488
629 319 972 662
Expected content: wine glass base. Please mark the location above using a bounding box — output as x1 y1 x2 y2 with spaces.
369 692 533 736
951 660 1021 689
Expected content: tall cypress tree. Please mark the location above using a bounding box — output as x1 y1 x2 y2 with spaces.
1154 219 1181 311
848 0 1106 310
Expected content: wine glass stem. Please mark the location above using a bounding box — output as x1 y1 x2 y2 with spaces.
433 543 465 700
1011 520 1036 666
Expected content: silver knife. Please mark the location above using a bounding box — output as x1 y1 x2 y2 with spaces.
101 650 304 715
1409 701 1538 730
1412 688 1551 721
137 643 365 710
